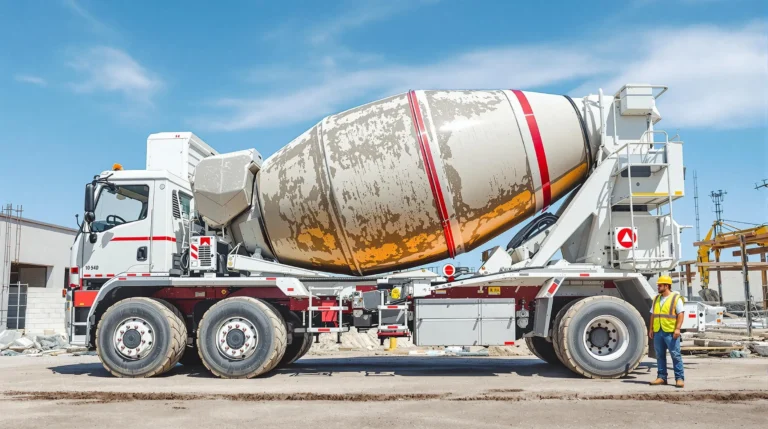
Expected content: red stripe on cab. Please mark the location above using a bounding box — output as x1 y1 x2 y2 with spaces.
110 236 176 242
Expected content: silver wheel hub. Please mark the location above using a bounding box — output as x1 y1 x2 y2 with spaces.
114 318 155 360
216 317 258 360
583 315 629 362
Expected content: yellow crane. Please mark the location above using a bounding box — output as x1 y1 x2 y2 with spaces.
695 221 768 302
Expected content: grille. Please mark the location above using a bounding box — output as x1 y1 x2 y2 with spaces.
198 245 212 267
171 191 181 219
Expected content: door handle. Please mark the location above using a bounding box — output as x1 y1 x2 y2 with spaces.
137 246 147 261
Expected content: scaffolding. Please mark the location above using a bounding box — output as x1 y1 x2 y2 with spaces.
0 204 23 329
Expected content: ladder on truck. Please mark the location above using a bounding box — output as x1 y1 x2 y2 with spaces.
608 129 680 271
376 292 410 340
300 286 348 342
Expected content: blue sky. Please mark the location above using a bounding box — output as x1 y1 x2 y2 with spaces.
1 0 766 266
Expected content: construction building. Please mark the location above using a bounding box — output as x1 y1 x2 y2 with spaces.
0 206 77 334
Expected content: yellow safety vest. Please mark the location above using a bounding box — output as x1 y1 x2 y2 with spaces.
652 292 682 333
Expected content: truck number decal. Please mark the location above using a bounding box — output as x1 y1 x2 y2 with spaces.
85 265 99 270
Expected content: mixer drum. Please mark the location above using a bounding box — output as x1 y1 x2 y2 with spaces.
257 90 592 275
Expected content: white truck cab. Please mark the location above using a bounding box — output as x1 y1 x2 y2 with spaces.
70 133 216 289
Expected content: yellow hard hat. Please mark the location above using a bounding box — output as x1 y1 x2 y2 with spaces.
657 275 673 285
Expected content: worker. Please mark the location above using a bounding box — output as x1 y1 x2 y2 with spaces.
649 275 685 388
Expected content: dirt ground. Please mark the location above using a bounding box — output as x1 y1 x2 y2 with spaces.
1 352 766 428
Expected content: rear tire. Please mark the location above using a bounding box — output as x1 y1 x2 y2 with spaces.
555 296 647 379
96 297 187 378
552 299 579 371
276 312 313 368
525 336 561 365
197 297 287 379
154 299 187 366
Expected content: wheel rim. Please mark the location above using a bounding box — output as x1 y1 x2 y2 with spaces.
114 317 155 360
582 315 629 362
216 317 259 360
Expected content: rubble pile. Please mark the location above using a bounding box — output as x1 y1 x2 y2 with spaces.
0 330 87 356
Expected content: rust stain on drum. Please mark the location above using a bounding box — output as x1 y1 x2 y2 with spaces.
258 127 353 274
322 94 447 274
421 90 538 251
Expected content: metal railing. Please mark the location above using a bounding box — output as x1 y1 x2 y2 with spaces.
607 127 678 271
1 282 28 330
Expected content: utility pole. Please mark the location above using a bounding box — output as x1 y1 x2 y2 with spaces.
755 180 768 310
739 235 753 338
709 190 727 304
694 171 700 241
709 190 727 235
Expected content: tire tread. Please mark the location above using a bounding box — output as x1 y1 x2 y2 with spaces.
196 297 287 379
96 297 187 378
556 295 647 379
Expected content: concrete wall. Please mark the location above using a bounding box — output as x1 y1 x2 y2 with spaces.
24 288 66 334
674 269 766 304
1 215 77 333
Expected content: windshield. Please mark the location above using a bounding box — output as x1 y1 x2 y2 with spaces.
91 184 150 232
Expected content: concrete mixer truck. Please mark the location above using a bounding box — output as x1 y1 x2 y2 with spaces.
65 84 699 380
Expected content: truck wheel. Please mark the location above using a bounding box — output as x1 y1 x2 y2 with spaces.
555 296 647 379
197 297 287 379
279 331 313 367
96 297 187 378
525 336 561 365
552 299 580 370
154 299 187 366
295 332 314 360
276 312 313 368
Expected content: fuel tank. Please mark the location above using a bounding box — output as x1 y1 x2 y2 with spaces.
244 90 595 275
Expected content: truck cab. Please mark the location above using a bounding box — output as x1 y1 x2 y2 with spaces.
71 170 194 282
67 134 215 343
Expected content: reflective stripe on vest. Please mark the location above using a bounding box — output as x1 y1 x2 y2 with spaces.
652 293 680 333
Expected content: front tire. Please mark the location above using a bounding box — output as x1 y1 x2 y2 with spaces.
555 296 647 379
197 297 287 379
96 297 187 378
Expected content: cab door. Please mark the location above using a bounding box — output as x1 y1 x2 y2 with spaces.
80 181 154 281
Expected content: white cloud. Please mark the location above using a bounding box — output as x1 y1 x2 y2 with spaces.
575 21 768 129
62 0 114 35
68 47 163 105
199 20 768 132
14 74 47 87
204 45 608 131
307 1 415 46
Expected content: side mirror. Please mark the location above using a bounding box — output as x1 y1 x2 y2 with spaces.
84 183 95 223
89 232 98 244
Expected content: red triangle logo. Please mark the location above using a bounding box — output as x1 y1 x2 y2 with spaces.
618 229 634 248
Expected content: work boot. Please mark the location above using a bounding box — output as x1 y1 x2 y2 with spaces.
649 378 667 386
675 380 684 388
